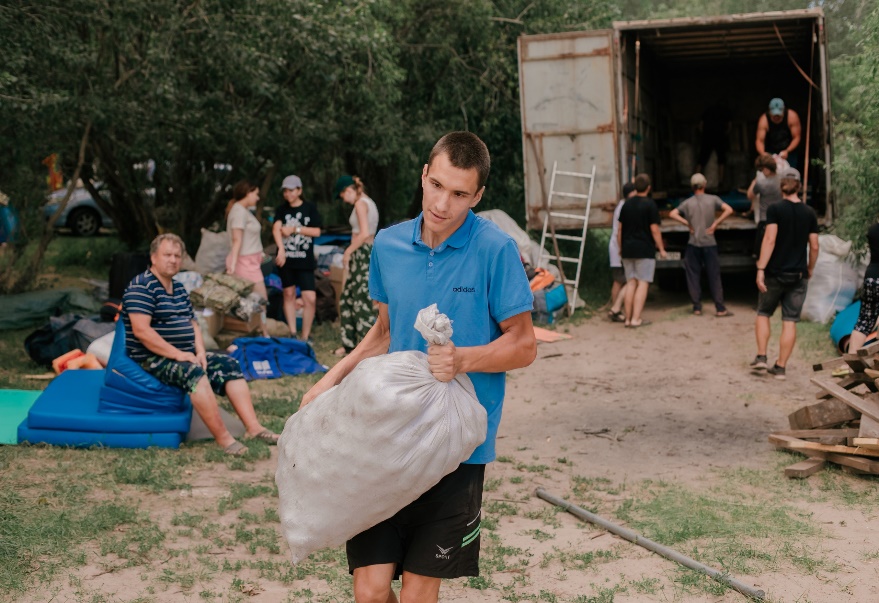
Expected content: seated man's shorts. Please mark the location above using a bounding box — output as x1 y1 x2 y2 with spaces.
346 463 485 580
622 258 656 283
142 352 244 396
278 263 316 291
757 274 809 322
611 266 626 285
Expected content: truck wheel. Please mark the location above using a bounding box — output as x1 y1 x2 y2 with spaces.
69 207 101 236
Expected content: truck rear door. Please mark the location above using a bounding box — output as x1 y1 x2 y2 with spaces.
518 30 620 231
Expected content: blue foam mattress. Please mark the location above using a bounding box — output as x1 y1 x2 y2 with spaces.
27 369 191 434
18 421 182 449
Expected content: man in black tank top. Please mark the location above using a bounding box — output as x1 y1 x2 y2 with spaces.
756 98 802 168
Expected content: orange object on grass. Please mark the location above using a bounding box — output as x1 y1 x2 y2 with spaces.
529 268 555 291
52 349 85 374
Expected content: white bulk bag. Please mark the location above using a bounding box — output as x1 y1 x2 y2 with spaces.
276 305 487 564
801 235 859 324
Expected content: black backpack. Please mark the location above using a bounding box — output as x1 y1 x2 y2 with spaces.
23 313 84 367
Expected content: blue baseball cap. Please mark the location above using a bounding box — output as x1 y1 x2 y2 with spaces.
768 98 785 117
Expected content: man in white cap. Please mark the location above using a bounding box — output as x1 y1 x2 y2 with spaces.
755 98 802 168
668 173 734 317
272 175 322 343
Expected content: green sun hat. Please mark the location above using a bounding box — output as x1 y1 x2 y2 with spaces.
332 175 355 200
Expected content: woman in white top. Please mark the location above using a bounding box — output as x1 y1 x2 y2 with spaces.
333 174 379 356
225 180 268 336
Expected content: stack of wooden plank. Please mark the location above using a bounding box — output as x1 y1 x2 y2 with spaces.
769 341 879 478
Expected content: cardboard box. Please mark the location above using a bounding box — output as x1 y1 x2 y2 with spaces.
222 313 261 334
200 308 223 338
328 265 346 313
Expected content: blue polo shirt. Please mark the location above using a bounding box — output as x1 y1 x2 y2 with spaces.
369 211 534 464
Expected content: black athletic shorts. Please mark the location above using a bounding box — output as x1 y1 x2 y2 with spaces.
278 263 315 291
346 463 485 579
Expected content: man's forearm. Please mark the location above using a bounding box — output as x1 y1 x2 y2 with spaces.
756 238 775 269
135 325 188 360
457 315 536 375
317 317 390 388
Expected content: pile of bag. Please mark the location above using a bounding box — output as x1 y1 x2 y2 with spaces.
190 272 265 320
275 305 487 563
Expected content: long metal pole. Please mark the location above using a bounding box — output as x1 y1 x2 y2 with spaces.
535 488 766 601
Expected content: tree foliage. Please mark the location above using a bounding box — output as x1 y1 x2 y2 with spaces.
0 0 875 292
834 1 879 249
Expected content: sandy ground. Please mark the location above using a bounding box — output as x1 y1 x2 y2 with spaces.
20 288 879 603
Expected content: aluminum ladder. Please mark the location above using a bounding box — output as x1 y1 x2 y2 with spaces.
536 161 597 316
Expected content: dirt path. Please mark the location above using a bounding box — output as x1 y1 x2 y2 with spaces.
19 292 879 603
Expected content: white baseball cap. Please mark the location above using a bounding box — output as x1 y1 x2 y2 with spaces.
281 175 302 190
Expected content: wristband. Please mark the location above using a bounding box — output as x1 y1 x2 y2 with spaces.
295 226 301 235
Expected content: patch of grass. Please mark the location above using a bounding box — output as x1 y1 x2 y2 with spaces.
510 476 524 484
112 448 193 492
484 500 519 517
0 327 44 389
484 477 504 492
0 466 144 595
524 506 563 528
45 235 128 276
515 462 550 474
629 576 661 594
99 520 166 564
172 512 204 528
613 480 832 589
218 483 275 515
572 585 626 603
540 547 617 570
526 529 555 542
794 319 835 362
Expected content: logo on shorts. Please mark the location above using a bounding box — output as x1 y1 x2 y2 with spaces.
435 544 454 559
452 286 475 293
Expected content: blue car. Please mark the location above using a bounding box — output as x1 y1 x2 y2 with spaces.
43 187 113 236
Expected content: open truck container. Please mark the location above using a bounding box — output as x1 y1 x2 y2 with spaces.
518 9 833 275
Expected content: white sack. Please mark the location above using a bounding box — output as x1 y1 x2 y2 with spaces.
801 235 860 324
276 304 487 564
195 228 230 275
86 330 115 367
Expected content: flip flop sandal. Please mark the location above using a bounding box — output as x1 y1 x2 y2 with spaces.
609 311 626 323
716 311 734 318
248 430 280 445
693 309 702 316
223 441 248 457
629 320 652 328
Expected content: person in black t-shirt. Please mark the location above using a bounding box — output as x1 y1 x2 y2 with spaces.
847 221 879 352
272 175 323 343
617 173 667 328
751 167 819 380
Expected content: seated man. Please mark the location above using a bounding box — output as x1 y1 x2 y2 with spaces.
123 233 279 455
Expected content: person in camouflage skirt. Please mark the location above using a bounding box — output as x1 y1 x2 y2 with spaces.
339 243 376 352
333 175 379 355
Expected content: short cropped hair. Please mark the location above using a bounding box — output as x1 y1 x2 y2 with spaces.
150 233 185 255
755 154 777 173
780 178 801 195
634 173 651 193
428 131 491 189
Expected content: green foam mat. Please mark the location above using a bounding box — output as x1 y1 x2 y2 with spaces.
0 390 41 445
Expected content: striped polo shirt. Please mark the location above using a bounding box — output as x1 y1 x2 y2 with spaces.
122 269 195 361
